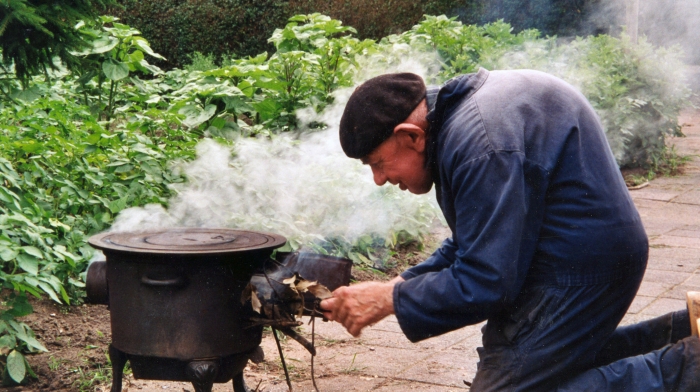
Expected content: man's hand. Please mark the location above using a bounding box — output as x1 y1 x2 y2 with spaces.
320 277 404 337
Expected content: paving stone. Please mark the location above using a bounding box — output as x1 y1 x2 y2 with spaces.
629 188 680 202
667 228 700 239
397 349 478 388
683 273 700 288
639 298 687 317
641 269 692 285
373 378 469 391
673 190 700 205
293 374 386 392
627 295 656 314
649 246 700 264
661 285 700 300
636 281 672 297
651 235 700 249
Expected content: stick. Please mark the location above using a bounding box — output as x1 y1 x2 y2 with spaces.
272 327 293 392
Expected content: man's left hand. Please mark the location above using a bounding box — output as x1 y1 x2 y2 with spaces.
320 281 398 337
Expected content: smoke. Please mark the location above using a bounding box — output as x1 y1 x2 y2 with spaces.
585 0 700 64
110 52 444 249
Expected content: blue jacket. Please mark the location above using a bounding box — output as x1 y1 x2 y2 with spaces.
393 69 648 342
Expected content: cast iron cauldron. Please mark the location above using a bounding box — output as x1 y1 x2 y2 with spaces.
87 228 286 392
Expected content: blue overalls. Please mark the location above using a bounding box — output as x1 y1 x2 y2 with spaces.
392 69 700 391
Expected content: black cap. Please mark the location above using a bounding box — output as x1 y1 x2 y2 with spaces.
339 73 426 158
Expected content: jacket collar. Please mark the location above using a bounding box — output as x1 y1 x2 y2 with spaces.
425 68 490 181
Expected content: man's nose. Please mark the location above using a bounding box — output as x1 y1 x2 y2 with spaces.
371 166 387 186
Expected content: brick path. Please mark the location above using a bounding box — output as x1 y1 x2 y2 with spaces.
129 113 700 392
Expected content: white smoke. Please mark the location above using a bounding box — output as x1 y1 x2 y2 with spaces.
110 52 444 249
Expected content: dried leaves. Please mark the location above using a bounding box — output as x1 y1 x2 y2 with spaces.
242 272 331 321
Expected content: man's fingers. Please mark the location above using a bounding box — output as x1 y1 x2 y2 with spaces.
320 298 337 320
319 297 336 311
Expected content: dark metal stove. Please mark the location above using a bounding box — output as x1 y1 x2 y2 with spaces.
87 228 286 392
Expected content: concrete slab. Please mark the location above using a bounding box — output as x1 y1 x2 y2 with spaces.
636 281 672 297
627 295 656 314
651 235 700 249
629 189 680 202
673 190 700 205
639 298 687 317
396 349 477 388
641 269 693 286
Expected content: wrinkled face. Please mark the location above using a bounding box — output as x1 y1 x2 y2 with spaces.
361 134 433 194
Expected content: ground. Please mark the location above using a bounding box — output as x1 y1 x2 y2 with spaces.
6 104 700 392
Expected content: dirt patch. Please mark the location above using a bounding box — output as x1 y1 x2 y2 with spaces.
4 300 112 392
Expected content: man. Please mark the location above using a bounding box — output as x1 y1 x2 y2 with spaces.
320 69 700 391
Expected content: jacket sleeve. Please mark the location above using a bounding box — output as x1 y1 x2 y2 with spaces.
393 151 530 342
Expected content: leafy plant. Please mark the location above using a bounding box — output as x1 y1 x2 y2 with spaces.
73 15 164 120
0 293 47 384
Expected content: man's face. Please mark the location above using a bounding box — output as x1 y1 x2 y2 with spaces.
362 134 433 194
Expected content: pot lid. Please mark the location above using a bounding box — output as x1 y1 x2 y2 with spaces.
88 228 287 255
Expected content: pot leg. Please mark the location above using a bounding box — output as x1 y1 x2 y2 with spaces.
109 344 128 392
232 371 252 392
186 360 219 392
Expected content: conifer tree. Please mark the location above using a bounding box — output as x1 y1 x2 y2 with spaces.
0 0 113 88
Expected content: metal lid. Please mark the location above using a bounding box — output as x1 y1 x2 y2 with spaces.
88 228 287 255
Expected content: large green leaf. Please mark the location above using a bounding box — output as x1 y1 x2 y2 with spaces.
0 247 19 262
16 254 39 275
0 335 16 355
15 332 47 352
90 36 119 54
102 58 130 81
179 104 217 128
21 246 43 259
6 350 26 383
37 282 60 303
132 37 165 60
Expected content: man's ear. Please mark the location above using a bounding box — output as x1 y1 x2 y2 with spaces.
393 123 427 153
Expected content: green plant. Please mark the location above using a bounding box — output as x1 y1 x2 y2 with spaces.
0 293 46 385
74 15 164 120
71 348 130 392
648 145 692 178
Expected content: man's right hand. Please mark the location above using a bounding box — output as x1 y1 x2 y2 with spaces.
319 275 405 337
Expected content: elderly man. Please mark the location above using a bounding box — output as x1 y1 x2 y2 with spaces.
320 69 700 391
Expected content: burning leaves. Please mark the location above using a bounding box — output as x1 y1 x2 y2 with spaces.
241 270 332 356
242 272 331 320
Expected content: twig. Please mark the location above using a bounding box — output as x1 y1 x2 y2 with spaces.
272 327 293 392
278 327 316 355
246 318 302 328
311 300 320 392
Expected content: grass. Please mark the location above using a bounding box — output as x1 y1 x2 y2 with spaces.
70 349 131 392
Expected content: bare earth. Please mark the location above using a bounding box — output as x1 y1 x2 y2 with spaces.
7 106 700 391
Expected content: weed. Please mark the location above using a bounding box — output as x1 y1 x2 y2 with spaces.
341 352 365 374
648 145 692 178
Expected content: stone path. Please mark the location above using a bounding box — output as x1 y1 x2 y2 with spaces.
126 114 700 392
